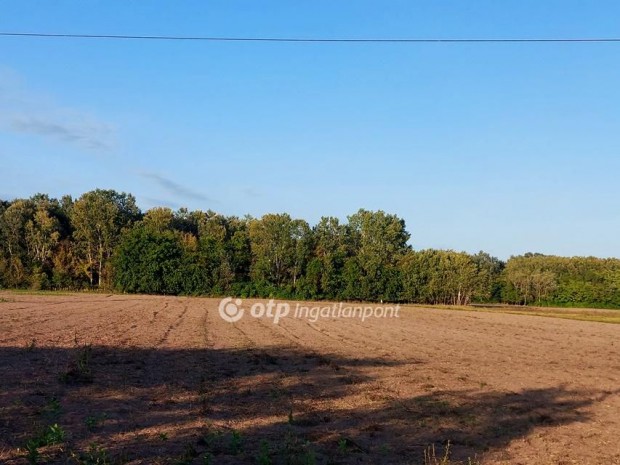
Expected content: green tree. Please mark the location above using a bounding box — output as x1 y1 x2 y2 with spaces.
248 214 312 296
0 200 10 287
71 190 140 288
25 199 62 289
26 203 61 267
114 225 184 294
142 207 175 233
345 209 410 301
471 251 504 302
503 255 558 305
0 199 34 287
301 217 349 299
400 249 494 305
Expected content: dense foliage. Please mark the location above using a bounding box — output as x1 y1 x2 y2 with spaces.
1 190 619 308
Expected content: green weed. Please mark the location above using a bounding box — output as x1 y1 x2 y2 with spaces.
230 430 243 455
23 424 66 464
256 440 272 465
85 413 106 431
60 344 93 384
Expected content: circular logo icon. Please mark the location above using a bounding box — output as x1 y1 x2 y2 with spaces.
218 297 244 323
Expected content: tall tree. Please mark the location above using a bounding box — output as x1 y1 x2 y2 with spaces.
345 209 410 301
26 202 61 268
71 190 140 287
302 217 349 299
114 224 184 294
0 199 34 286
248 214 311 295
471 251 504 302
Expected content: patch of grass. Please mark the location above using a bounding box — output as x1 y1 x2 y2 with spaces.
25 440 40 465
6 289 78 296
4 289 102 296
230 430 243 455
423 442 480 465
424 443 450 465
461 413 479 426
280 431 317 465
43 396 61 418
24 423 66 463
60 344 93 385
85 413 107 432
30 423 65 447
412 396 455 415
44 423 65 444
197 429 224 454
418 303 620 324
508 310 620 324
175 443 198 465
256 440 272 465
71 443 111 465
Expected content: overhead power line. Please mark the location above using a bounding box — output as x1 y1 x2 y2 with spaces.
1 31 620 44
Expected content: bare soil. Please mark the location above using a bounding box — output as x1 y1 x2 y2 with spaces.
0 293 619 464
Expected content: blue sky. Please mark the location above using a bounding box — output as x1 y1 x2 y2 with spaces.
1 1 619 259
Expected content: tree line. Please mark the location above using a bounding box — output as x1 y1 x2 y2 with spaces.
1 190 619 308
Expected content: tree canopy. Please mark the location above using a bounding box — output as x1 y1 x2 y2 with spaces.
1 190 618 308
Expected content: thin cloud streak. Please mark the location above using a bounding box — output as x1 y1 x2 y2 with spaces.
140 172 212 202
10 115 113 150
0 68 115 151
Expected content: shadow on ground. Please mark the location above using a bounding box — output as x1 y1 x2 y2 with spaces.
0 343 611 464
